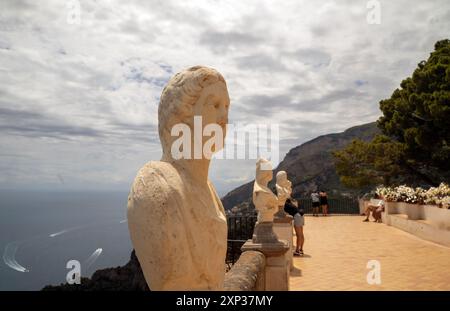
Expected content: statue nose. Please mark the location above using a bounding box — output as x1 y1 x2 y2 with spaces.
218 104 227 120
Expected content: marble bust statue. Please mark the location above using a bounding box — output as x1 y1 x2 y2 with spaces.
127 66 230 290
253 158 278 223
275 171 292 216
251 158 282 244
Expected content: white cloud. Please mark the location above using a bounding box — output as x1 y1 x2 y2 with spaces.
0 0 449 195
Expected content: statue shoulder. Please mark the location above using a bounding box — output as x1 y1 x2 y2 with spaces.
128 161 183 213
276 184 286 194
127 161 190 290
253 188 277 204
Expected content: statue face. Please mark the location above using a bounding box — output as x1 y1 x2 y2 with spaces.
257 167 273 185
276 171 288 185
194 82 229 132
193 81 230 153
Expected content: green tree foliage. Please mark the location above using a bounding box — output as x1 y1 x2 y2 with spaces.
335 39 450 188
378 39 450 172
333 136 405 188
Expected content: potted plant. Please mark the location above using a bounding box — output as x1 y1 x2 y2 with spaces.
422 183 450 229
404 187 423 220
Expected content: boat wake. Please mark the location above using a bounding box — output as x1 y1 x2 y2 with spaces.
3 218 124 273
2 241 29 273
49 226 83 238
85 248 103 270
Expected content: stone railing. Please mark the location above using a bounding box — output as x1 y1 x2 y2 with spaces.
224 220 292 290
224 204 296 291
223 251 265 291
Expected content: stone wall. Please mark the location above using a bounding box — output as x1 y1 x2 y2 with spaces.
223 251 265 291
383 203 450 247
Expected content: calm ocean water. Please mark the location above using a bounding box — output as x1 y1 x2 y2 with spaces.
0 190 132 291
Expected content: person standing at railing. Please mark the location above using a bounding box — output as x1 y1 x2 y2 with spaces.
284 198 305 256
311 191 320 217
320 190 329 216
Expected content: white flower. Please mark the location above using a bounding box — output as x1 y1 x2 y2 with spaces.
374 183 449 206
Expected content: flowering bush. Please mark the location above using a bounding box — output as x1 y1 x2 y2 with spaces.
422 183 450 207
375 186 399 202
376 183 450 208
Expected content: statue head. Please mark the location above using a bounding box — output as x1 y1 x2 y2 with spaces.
276 171 288 185
255 158 273 186
158 66 230 161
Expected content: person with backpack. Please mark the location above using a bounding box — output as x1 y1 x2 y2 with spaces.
284 198 305 256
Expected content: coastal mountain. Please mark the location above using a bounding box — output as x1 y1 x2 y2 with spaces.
221 122 380 210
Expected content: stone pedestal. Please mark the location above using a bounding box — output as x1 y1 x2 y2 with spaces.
273 216 294 270
241 225 290 291
252 222 280 244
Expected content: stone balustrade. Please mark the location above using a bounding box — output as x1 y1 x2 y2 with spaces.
223 221 292 291
223 251 265 291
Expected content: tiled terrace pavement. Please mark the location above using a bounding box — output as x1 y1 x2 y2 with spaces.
290 216 450 290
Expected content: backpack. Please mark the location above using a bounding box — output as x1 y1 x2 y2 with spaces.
284 199 304 217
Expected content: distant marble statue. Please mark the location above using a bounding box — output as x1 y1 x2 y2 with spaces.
275 171 292 218
243 158 290 289
251 158 281 244
127 66 230 290
253 158 278 223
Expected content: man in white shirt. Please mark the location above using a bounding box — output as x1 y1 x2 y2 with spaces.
363 195 385 222
311 191 320 217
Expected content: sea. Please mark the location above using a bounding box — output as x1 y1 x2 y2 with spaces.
0 190 132 291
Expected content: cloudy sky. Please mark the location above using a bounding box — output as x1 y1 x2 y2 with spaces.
0 0 449 196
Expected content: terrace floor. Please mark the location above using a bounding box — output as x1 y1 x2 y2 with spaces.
289 215 450 290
